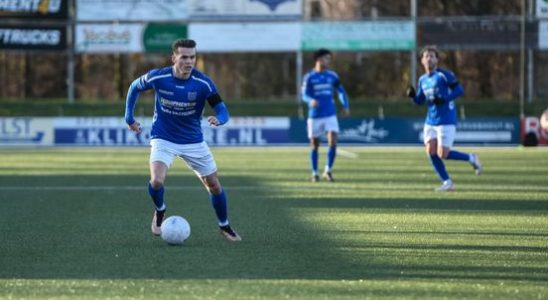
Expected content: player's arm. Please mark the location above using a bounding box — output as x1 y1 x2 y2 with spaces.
206 93 229 126
335 82 350 116
434 70 464 105
407 80 426 105
301 74 318 107
124 76 149 133
445 78 464 101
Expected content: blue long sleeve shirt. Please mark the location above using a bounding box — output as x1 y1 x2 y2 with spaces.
412 68 464 125
125 67 229 144
301 69 349 119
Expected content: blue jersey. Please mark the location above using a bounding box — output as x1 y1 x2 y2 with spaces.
301 69 349 119
412 68 464 125
125 67 224 144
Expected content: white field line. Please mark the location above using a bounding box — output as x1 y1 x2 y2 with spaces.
337 148 359 159
1 185 548 192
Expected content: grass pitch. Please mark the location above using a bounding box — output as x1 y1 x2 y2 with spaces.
0 146 547 299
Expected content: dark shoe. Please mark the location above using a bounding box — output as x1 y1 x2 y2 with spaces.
151 209 166 236
322 171 334 182
220 225 242 241
311 175 320 182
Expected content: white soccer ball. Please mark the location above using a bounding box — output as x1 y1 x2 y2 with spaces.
160 216 191 245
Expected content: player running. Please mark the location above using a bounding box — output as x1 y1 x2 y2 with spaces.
301 48 350 182
124 39 241 241
406 45 482 192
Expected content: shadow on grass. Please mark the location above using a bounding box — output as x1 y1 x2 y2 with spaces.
0 174 547 283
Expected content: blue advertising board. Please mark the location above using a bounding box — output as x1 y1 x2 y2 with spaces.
290 117 520 145
0 117 520 147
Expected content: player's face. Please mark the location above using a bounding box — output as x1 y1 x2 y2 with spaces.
421 51 438 71
172 47 196 75
317 54 331 69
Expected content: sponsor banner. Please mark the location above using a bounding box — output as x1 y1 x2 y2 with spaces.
540 21 548 49
0 0 68 19
0 117 520 147
76 0 189 21
537 0 548 18
203 117 290 145
189 22 300 52
54 117 152 146
189 0 302 20
0 117 54 146
420 20 537 50
302 21 415 51
53 117 290 146
143 23 188 53
0 25 66 50
290 118 520 145
75 24 144 53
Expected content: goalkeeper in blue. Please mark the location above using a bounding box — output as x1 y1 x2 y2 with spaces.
124 39 241 241
301 48 350 182
406 46 482 192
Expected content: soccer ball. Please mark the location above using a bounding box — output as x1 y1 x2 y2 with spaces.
160 216 191 245
541 109 548 131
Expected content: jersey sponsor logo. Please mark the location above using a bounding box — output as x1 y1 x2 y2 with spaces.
175 85 185 89
158 89 174 95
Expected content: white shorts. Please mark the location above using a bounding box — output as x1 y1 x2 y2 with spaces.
307 115 340 139
423 124 456 148
149 139 217 177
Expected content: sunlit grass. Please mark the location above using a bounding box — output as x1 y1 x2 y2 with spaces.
0 147 547 299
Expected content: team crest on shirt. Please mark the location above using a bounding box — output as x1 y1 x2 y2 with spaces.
187 92 197 101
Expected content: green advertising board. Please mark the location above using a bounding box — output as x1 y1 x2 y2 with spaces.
302 21 415 51
143 23 187 52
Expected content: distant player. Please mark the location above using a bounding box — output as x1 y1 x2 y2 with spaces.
124 39 241 241
301 48 350 182
406 45 482 192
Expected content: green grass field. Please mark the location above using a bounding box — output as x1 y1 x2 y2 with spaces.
0 147 547 299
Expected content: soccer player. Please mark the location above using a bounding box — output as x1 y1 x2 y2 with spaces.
406 45 482 192
124 39 241 241
301 48 350 182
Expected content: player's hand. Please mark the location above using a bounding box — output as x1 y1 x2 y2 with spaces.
342 108 350 117
127 121 142 133
208 116 220 126
309 99 319 108
433 96 444 105
406 86 416 98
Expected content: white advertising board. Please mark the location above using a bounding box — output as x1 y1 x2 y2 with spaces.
75 24 144 53
76 0 189 21
189 0 301 19
189 22 300 52
539 21 548 49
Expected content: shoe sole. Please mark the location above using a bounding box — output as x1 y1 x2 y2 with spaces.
220 231 242 241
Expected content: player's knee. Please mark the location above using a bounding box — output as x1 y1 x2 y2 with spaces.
438 150 448 159
207 182 222 194
150 179 164 189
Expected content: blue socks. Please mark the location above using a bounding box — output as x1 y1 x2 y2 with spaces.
210 189 228 226
310 149 318 174
326 146 337 170
429 154 450 182
148 182 165 211
447 150 470 161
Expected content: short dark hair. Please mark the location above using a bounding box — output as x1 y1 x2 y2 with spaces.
313 48 332 61
172 39 196 52
419 45 439 58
